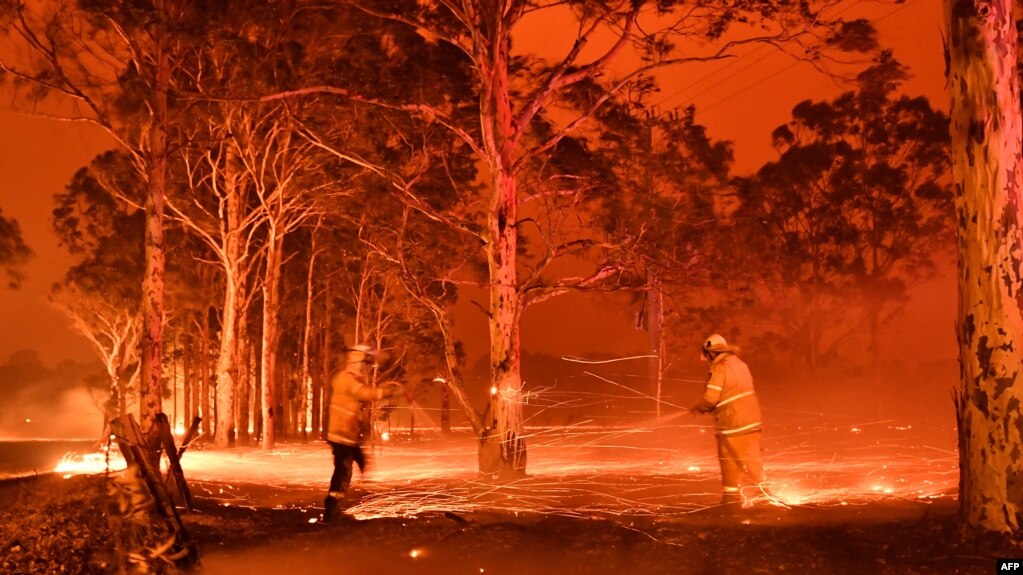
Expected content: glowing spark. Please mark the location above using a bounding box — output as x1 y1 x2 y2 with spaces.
409 549 421 558
24 418 31 424
490 386 497 396
381 431 390 441
54 422 958 527
561 354 659 364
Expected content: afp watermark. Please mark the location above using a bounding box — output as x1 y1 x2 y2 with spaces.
998 559 1023 572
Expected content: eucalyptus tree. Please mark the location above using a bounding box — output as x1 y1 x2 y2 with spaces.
238 110 328 449
285 0 879 476
592 101 734 415
945 0 1023 534
174 113 264 447
741 56 951 380
170 0 343 447
0 0 207 432
50 151 144 421
0 208 31 290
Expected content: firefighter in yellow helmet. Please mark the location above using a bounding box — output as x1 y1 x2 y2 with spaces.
690 334 766 506
323 344 403 523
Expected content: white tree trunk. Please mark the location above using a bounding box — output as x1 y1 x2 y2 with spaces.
213 168 244 447
214 267 238 448
260 232 283 449
946 0 1023 533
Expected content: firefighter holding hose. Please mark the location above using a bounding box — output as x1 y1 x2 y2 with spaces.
690 334 767 507
322 344 404 523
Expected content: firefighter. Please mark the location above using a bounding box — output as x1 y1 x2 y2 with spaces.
690 333 766 506
323 344 403 523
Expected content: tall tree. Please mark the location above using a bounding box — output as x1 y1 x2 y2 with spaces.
594 103 734 416
742 56 951 379
51 152 145 422
0 208 32 289
0 0 202 432
946 0 1023 533
237 110 323 449
299 0 877 476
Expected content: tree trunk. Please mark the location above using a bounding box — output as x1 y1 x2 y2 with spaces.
214 273 238 447
440 382 451 435
648 277 665 419
434 308 481 435
213 158 244 447
946 0 1023 534
183 331 192 428
261 235 283 449
317 281 334 438
139 42 170 435
236 327 251 446
199 317 210 436
300 244 317 440
477 35 526 476
482 167 526 476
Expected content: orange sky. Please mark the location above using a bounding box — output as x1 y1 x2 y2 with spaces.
0 0 951 370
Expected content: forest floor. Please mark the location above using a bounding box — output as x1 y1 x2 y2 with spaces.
0 472 1017 575
2 428 1020 574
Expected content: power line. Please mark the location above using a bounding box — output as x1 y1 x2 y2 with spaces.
669 0 920 117
655 0 866 107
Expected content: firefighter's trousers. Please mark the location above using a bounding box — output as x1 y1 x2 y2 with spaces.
716 430 766 498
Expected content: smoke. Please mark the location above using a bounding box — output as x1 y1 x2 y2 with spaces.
0 349 105 440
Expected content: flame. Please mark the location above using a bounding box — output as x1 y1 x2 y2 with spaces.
54 450 126 478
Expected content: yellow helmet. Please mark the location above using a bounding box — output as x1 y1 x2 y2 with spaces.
703 334 730 353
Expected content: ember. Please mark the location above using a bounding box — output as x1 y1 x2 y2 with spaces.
55 422 956 521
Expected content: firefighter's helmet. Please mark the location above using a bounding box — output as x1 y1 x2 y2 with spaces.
346 344 378 364
703 334 730 353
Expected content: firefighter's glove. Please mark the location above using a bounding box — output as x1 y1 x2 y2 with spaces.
690 402 713 415
380 381 404 398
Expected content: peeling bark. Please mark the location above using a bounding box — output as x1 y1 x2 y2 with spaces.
139 42 169 435
946 0 1023 534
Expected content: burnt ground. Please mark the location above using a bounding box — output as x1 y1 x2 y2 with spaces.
2 473 1019 575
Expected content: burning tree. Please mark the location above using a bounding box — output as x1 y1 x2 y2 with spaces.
946 0 1023 533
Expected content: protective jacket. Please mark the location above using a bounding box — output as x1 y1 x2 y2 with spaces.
326 369 387 446
700 352 762 437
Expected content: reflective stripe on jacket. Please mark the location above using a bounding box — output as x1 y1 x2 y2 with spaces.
702 352 762 437
326 368 386 445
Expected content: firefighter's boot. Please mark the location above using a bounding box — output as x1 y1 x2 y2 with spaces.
323 492 344 524
720 487 743 508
